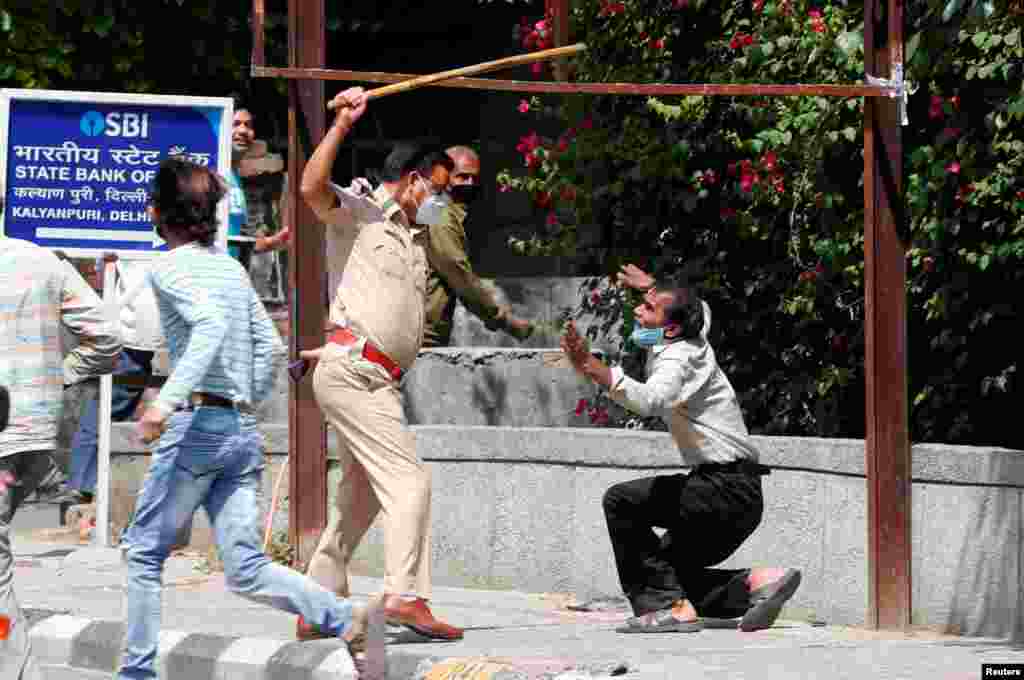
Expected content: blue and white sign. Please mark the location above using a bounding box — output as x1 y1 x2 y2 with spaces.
1 89 233 258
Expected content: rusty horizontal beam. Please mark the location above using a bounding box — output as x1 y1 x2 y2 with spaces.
251 66 892 98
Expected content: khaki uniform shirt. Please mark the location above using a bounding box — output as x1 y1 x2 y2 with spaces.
324 183 429 371
423 202 516 347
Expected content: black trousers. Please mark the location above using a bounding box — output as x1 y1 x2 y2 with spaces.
603 463 765 617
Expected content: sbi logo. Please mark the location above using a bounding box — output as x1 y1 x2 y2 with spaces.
80 110 150 138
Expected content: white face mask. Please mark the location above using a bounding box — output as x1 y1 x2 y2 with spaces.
414 178 451 227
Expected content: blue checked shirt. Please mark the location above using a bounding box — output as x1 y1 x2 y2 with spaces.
148 242 285 416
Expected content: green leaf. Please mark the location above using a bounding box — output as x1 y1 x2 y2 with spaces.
0 10 12 32
836 31 861 55
93 14 115 37
842 127 858 142
0 63 14 80
906 32 921 62
971 32 989 49
979 254 991 271
1006 29 1020 47
942 0 967 22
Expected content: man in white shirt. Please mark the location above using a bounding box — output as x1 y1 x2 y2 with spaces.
561 264 800 633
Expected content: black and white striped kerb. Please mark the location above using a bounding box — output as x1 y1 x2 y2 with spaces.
26 609 364 679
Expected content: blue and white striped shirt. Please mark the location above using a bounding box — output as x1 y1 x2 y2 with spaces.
148 242 285 415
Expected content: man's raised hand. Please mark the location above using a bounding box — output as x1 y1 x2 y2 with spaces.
616 264 655 292
328 87 368 130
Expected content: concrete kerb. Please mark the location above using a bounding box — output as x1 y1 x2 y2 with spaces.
26 610 627 680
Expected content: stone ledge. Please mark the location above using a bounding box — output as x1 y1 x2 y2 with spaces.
108 423 1024 487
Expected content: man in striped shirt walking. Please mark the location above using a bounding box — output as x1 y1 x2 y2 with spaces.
116 158 385 680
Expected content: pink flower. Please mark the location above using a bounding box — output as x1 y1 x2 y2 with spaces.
581 117 594 130
740 175 755 193
535 190 552 208
516 132 541 154
808 9 822 19
575 398 588 416
498 184 511 193
743 34 755 46
720 207 737 219
946 161 961 175
589 407 610 425
546 212 559 227
761 151 777 171
652 38 666 50
557 137 569 152
590 290 601 305
702 169 718 185
531 62 544 76
752 0 764 11
560 185 577 202
674 0 689 8
599 1 626 16
0 470 15 493
929 95 944 120
518 100 530 113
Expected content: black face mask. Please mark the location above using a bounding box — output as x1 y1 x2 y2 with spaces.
449 184 482 205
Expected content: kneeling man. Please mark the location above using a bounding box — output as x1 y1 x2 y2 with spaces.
561 264 800 633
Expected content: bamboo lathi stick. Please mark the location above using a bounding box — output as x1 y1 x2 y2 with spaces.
327 43 586 108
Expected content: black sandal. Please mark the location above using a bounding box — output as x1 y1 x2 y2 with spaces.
740 568 802 632
616 608 704 634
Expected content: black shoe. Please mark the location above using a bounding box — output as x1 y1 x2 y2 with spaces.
740 568 802 632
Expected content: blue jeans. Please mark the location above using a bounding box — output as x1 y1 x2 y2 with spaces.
70 348 153 493
116 407 353 680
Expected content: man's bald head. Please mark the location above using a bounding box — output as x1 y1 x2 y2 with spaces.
446 146 481 188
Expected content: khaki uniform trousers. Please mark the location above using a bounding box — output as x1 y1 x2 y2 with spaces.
306 341 432 599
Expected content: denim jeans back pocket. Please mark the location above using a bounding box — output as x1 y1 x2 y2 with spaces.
189 407 241 436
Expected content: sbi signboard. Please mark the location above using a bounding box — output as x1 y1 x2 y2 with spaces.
1 89 233 259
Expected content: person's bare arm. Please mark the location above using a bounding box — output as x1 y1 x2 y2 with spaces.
616 264 656 292
299 87 368 225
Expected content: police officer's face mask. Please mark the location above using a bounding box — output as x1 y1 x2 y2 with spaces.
449 183 481 205
414 176 451 227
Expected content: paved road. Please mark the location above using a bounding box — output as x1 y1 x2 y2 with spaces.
12 511 1024 680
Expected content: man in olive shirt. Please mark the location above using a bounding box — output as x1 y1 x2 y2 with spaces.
422 146 533 347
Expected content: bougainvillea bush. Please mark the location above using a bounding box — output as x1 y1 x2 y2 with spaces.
497 0 1024 447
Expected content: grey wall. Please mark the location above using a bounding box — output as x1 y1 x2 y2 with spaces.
106 424 1024 638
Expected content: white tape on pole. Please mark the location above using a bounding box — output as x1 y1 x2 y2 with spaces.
94 258 117 548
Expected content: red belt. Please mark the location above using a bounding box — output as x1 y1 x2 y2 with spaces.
328 328 404 381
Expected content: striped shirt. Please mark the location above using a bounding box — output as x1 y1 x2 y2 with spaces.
148 242 285 415
0 238 121 458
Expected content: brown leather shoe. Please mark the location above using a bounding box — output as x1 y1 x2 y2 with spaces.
384 598 464 641
295 615 333 641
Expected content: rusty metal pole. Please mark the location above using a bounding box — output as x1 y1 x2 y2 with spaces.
287 0 327 565
546 0 571 81
863 0 910 630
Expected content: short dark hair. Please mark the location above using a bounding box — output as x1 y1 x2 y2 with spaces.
379 142 454 182
149 157 225 247
230 93 253 120
662 286 704 340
